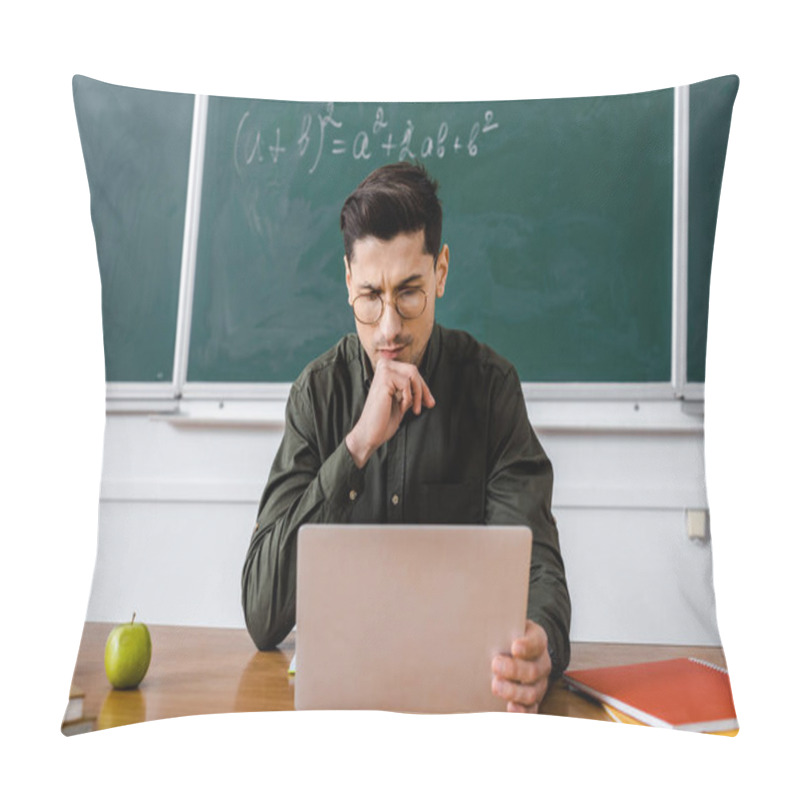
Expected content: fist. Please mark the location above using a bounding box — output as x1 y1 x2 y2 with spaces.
346 360 435 468
491 620 552 713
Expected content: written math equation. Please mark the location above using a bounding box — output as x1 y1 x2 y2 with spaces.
233 104 500 176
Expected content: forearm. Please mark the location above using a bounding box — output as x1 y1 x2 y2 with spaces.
242 437 365 649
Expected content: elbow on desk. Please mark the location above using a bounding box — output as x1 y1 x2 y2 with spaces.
245 611 294 651
241 572 294 651
241 538 289 649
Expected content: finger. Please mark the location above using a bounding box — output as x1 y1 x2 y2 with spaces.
391 362 434 410
420 376 435 408
492 653 540 686
410 372 424 415
399 378 413 415
384 368 408 410
510 620 548 662
392 389 406 416
383 365 411 406
507 700 539 714
492 676 544 710
492 675 547 709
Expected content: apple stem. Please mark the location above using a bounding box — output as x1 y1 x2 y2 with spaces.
131 612 136 625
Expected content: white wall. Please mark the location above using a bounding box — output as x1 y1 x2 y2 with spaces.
86 396 723 646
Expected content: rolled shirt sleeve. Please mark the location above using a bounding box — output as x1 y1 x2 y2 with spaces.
484 367 571 680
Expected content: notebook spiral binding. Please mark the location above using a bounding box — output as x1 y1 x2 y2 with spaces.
688 657 728 674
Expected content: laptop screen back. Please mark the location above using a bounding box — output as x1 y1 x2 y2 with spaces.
294 524 532 713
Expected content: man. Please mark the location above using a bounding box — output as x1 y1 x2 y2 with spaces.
242 162 570 713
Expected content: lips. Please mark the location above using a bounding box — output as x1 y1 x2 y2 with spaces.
377 346 406 360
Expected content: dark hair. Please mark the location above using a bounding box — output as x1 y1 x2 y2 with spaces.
340 162 442 263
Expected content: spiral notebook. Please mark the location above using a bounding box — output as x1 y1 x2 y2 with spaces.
563 657 738 733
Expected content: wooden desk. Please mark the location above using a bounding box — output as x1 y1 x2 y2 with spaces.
69 622 728 731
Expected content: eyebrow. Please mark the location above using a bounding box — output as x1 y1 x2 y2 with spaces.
358 273 425 292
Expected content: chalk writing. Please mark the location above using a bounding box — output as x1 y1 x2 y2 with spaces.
234 104 499 176
373 107 389 135
268 128 285 164
353 130 371 160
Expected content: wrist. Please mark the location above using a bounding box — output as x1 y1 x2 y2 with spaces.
345 427 374 469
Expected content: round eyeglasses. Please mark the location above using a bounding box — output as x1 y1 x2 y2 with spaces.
351 288 428 325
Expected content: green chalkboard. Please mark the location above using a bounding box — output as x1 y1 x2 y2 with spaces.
73 75 194 383
189 91 675 383
73 75 738 388
688 76 739 383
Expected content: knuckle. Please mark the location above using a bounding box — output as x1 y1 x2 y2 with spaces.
494 655 511 678
528 659 545 682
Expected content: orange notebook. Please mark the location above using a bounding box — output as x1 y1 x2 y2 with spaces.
563 657 738 734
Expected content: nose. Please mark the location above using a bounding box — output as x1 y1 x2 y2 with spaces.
378 298 403 342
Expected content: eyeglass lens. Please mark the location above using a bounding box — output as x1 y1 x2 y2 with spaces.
353 288 427 324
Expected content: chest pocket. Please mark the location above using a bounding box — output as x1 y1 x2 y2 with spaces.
418 481 483 524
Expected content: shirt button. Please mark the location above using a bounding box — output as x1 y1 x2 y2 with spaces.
349 490 358 501
391 494 400 506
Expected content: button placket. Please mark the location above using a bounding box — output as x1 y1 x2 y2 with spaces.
385 423 406 521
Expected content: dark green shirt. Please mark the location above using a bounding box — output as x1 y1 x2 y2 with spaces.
241 324 571 678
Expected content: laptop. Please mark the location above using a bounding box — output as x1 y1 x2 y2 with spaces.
294 524 532 713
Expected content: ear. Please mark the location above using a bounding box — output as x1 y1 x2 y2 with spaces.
434 244 449 298
344 255 354 304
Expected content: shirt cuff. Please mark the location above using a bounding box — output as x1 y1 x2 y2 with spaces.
317 437 368 511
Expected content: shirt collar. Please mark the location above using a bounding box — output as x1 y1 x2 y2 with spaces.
418 322 442 384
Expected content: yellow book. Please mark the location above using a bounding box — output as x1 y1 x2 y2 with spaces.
602 703 738 736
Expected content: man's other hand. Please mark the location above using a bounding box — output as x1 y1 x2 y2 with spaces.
491 620 552 713
346 360 435 468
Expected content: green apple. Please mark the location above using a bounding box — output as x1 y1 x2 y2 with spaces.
104 613 152 689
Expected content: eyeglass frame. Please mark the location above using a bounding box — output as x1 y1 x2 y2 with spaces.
349 253 439 325
350 286 429 326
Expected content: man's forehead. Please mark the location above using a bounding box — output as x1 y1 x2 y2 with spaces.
348 231 432 284
350 230 427 261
